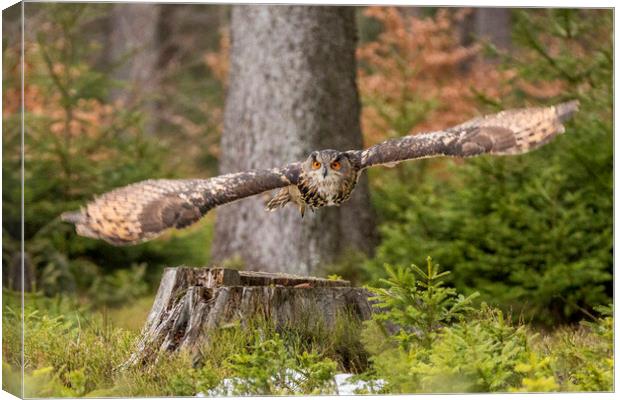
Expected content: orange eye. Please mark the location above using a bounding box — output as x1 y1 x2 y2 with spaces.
312 161 321 170
331 161 341 170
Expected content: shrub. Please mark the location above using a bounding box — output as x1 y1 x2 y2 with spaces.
411 306 534 393
368 257 478 349
87 263 149 307
360 260 612 393
221 333 337 395
537 305 613 391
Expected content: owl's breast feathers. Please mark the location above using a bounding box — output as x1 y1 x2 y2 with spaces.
297 168 360 209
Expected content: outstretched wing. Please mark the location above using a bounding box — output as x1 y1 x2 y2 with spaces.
61 164 301 245
62 101 578 245
356 101 579 169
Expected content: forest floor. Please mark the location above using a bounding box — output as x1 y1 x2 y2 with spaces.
2 268 613 397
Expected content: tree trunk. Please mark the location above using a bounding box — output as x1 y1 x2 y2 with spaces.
474 8 511 52
123 266 373 368
3 252 33 292
106 4 160 133
458 7 511 72
212 6 376 276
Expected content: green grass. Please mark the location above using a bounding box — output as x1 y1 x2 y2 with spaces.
2 264 613 397
105 296 154 332
2 289 368 397
1 258 612 397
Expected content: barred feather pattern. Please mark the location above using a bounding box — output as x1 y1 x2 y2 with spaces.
61 166 300 245
357 100 579 169
266 185 308 217
297 169 359 209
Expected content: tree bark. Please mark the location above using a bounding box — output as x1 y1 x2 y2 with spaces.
212 6 376 276
3 252 33 292
458 7 511 72
474 8 511 52
106 4 160 133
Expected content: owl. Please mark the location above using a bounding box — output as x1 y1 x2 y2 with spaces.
62 101 579 245
266 149 360 217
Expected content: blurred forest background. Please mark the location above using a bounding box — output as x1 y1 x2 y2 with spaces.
2 3 613 396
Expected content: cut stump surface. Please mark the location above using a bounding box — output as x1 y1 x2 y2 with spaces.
123 267 373 368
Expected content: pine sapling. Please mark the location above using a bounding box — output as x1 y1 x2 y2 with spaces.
368 257 479 350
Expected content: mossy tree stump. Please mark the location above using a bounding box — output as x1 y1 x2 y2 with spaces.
124 267 373 367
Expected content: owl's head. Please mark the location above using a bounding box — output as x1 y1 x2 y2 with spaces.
302 149 354 181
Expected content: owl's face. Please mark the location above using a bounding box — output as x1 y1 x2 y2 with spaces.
298 149 358 208
302 149 353 181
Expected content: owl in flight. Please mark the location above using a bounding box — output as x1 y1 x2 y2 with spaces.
62 101 579 245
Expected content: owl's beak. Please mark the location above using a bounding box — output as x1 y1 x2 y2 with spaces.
322 167 328 178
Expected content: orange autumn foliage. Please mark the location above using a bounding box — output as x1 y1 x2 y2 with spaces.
2 39 145 171
204 8 516 150
3 44 46 117
358 7 514 146
5 44 127 136
204 29 230 88
191 7 572 153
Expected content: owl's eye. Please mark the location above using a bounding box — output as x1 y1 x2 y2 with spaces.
331 161 341 170
312 161 322 170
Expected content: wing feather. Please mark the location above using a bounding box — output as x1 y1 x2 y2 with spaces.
358 100 579 169
61 164 301 245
